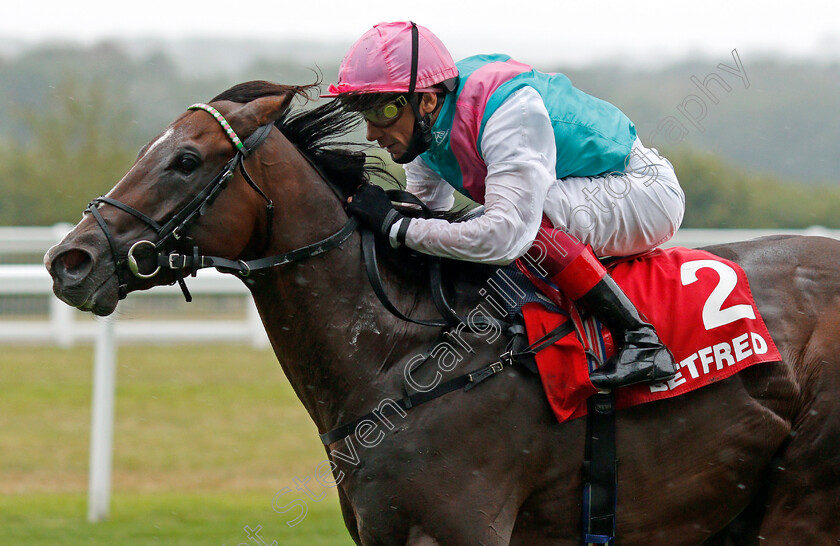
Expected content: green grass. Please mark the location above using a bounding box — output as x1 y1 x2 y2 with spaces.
0 492 351 545
0 345 354 544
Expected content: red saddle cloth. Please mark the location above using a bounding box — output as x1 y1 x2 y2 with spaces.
521 247 781 423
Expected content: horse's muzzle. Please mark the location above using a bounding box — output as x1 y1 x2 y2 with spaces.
45 239 119 315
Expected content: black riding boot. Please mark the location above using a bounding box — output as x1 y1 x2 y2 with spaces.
578 275 677 389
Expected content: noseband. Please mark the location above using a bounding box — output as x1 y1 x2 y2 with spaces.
85 103 357 300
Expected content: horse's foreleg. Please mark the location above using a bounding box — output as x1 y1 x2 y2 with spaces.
336 485 362 544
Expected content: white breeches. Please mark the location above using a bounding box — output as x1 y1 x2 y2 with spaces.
543 138 685 257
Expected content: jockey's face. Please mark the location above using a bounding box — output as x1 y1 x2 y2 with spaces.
365 93 438 161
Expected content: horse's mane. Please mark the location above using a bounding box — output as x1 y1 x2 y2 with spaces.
211 81 496 290
211 80 393 196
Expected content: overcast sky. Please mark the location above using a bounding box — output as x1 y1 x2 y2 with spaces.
4 0 839 66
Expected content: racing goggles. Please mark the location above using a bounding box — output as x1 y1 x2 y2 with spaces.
361 95 408 127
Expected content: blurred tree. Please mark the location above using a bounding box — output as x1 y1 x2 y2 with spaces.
665 146 840 228
0 78 137 225
1 66 839 230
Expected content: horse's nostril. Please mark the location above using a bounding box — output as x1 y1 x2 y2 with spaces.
56 248 93 280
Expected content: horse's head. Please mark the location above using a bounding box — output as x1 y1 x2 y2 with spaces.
45 86 303 316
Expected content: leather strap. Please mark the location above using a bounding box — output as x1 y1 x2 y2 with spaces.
93 197 163 232
88 204 128 299
381 209 402 236
396 218 411 245
360 229 450 328
428 259 508 333
583 392 617 544
158 217 359 275
318 318 574 446
385 188 433 217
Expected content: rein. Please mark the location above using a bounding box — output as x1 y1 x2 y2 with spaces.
361 191 508 332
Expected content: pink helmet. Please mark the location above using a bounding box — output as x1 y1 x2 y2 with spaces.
321 21 458 98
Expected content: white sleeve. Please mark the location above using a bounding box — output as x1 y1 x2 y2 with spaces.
398 87 556 265
402 156 456 212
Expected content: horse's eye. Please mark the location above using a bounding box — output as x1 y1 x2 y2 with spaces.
176 154 200 173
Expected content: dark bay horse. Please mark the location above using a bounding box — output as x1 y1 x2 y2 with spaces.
45 82 840 545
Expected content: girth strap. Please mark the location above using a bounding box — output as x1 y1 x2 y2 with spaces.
583 392 617 545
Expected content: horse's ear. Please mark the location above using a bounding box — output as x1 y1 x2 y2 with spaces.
228 93 296 136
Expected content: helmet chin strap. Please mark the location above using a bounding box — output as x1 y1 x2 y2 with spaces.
393 21 433 165
393 108 432 164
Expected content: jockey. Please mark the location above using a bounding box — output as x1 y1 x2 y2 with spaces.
324 21 685 389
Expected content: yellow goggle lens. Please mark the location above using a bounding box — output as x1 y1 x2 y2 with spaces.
381 103 400 119
362 96 408 124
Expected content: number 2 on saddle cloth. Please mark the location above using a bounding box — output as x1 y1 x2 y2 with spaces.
516 218 782 424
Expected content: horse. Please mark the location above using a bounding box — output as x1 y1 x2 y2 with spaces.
45 81 840 545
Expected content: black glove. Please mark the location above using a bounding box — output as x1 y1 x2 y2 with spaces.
347 184 407 239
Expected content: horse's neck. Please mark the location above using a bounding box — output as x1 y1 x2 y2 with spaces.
246 157 437 432
249 237 437 432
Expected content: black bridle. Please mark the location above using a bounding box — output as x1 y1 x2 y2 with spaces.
86 100 500 333
86 102 357 301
